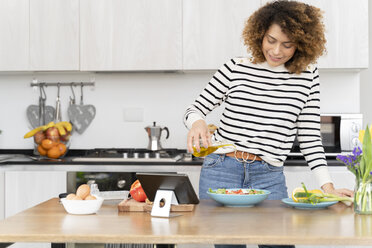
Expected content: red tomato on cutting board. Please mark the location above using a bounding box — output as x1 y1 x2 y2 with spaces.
130 180 147 202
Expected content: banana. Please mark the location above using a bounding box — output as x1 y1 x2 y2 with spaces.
24 121 71 139
56 121 72 132
42 121 55 130
24 122 56 138
24 126 44 139
56 124 66 136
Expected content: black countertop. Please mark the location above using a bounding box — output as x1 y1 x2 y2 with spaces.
0 149 203 166
0 149 344 167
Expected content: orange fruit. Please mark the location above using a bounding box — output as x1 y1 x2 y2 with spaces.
41 139 54 150
47 146 61 159
57 143 67 155
37 145 47 156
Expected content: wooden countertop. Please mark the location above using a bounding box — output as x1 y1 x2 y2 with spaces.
0 198 371 246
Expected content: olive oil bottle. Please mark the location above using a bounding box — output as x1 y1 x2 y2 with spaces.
192 143 235 157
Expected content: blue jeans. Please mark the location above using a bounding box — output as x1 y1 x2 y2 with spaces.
199 154 295 248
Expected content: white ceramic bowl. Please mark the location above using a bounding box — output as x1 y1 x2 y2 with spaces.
61 196 104 215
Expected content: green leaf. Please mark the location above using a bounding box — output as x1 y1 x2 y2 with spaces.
362 125 372 181
360 156 366 179
364 125 372 160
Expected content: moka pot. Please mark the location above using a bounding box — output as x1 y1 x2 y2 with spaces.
145 122 170 151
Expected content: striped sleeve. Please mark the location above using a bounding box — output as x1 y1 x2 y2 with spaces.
183 59 235 129
296 67 332 187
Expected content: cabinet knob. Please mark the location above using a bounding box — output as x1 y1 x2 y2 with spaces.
352 137 360 147
352 123 361 133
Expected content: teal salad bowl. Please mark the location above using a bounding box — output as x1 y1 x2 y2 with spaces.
206 188 270 207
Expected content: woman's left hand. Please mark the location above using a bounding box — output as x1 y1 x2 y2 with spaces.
321 182 354 197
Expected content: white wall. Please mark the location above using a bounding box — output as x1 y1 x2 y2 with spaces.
0 69 361 150
360 0 372 127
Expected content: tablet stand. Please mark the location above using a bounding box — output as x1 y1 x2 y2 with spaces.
151 190 179 217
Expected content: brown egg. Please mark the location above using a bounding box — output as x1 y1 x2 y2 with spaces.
76 184 90 199
85 195 97 200
66 193 76 200
71 195 83 200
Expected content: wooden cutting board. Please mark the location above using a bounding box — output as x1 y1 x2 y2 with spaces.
118 198 195 212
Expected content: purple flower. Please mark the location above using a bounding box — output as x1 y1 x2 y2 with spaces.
353 146 363 157
337 148 363 176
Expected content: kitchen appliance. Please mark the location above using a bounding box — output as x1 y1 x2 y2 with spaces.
145 122 169 151
289 113 363 158
285 114 362 197
68 148 192 201
71 148 189 162
67 171 136 196
72 148 192 162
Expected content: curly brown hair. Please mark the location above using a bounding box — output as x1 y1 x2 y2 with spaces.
242 0 326 74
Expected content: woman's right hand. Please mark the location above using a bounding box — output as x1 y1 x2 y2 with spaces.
187 119 212 153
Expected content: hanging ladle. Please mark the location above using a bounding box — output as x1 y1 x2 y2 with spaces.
54 83 62 122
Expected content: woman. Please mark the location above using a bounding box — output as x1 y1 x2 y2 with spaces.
183 1 353 248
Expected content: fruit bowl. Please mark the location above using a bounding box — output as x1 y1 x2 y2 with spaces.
61 196 104 215
34 139 70 159
24 121 73 159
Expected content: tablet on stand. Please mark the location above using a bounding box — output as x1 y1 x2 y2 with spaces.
136 173 199 217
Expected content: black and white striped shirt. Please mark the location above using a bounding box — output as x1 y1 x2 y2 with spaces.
184 58 332 186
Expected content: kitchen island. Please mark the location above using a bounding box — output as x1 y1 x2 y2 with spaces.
0 198 371 247
0 151 356 228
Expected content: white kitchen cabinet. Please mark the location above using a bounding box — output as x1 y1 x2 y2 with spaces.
183 0 261 70
5 171 66 218
29 0 79 70
301 0 368 69
260 0 368 69
0 172 4 220
0 0 29 71
80 0 182 71
5 171 66 248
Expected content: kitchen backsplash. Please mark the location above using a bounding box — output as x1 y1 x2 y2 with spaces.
0 70 361 149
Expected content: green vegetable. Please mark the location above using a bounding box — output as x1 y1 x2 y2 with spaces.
208 188 265 195
209 188 227 194
295 182 353 205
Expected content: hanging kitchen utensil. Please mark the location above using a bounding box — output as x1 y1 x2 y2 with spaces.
69 84 76 106
54 83 62 122
67 83 96 134
26 85 55 128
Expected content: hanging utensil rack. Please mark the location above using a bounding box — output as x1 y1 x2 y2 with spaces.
30 80 95 88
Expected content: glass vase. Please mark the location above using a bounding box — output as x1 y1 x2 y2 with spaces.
354 180 372 214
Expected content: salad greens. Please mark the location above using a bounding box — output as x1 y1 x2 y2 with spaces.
208 188 265 195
